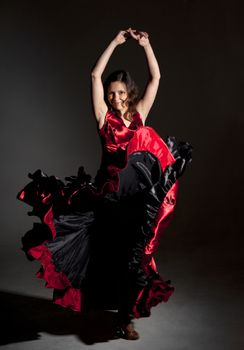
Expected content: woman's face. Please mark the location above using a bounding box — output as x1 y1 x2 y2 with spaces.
107 81 128 112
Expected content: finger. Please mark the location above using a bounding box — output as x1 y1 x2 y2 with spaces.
130 32 138 39
124 31 131 39
121 30 129 39
130 28 138 35
127 28 135 36
137 30 147 38
130 30 139 39
137 32 145 39
141 31 149 38
125 28 132 35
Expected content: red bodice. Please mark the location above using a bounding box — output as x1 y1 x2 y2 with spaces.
98 110 144 154
97 109 175 174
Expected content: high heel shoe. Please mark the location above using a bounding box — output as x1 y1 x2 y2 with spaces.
119 322 140 340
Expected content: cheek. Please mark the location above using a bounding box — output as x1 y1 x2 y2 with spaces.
121 94 127 101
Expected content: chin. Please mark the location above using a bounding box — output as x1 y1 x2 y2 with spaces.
112 106 122 111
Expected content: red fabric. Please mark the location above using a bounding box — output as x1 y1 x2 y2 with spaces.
29 244 71 289
99 110 143 152
28 213 82 312
44 207 56 239
127 126 175 171
145 181 178 257
53 287 82 312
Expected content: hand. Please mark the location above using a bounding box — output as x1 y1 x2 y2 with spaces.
113 29 131 45
128 28 150 47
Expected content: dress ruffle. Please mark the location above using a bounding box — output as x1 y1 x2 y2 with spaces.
17 126 192 317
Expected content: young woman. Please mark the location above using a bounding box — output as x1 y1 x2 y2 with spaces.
17 28 192 341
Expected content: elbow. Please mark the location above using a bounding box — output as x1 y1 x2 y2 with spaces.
151 75 161 81
91 71 96 79
150 70 161 80
155 72 161 80
91 70 101 79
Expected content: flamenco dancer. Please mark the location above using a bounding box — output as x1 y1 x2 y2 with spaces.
17 28 192 340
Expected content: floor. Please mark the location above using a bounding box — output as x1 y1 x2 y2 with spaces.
0 234 243 350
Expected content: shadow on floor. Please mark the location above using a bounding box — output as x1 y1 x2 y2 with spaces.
0 290 121 345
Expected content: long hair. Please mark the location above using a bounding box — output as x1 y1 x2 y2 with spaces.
103 70 139 121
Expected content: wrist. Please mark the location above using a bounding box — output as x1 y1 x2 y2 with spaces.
110 39 120 47
142 41 151 49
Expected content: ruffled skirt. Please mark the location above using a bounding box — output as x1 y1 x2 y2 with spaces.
17 127 192 318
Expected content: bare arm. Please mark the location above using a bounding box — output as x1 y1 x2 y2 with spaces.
129 29 161 123
91 30 129 128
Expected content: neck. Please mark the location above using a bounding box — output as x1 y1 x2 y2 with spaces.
113 109 130 119
118 109 128 118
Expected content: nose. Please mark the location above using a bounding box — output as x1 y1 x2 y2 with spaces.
113 93 120 101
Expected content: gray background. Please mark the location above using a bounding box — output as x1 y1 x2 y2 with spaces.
1 0 243 349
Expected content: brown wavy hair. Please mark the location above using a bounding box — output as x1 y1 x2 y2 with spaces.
103 70 139 121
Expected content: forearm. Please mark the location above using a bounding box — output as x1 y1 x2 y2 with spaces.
91 40 118 78
143 43 161 80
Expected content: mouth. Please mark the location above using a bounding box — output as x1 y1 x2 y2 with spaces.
110 100 127 109
113 101 123 106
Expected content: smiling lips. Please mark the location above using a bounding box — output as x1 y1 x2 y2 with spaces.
113 101 124 108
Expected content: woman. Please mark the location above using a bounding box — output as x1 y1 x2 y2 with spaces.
17 28 192 340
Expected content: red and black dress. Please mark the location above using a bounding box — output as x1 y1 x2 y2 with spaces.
17 110 192 319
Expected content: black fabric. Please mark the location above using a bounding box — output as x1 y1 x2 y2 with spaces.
18 140 192 317
82 146 192 316
46 212 94 289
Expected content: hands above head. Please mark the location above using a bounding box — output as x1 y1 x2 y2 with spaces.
113 29 132 45
127 28 150 47
112 28 150 47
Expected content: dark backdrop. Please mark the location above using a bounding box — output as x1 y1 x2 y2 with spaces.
1 0 243 309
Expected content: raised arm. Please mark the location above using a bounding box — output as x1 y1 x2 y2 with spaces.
129 29 161 123
91 30 130 129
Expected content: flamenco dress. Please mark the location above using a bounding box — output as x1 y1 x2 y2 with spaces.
17 110 192 320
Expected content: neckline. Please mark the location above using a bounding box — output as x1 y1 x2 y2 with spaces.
98 110 140 132
116 111 139 129
120 116 134 129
